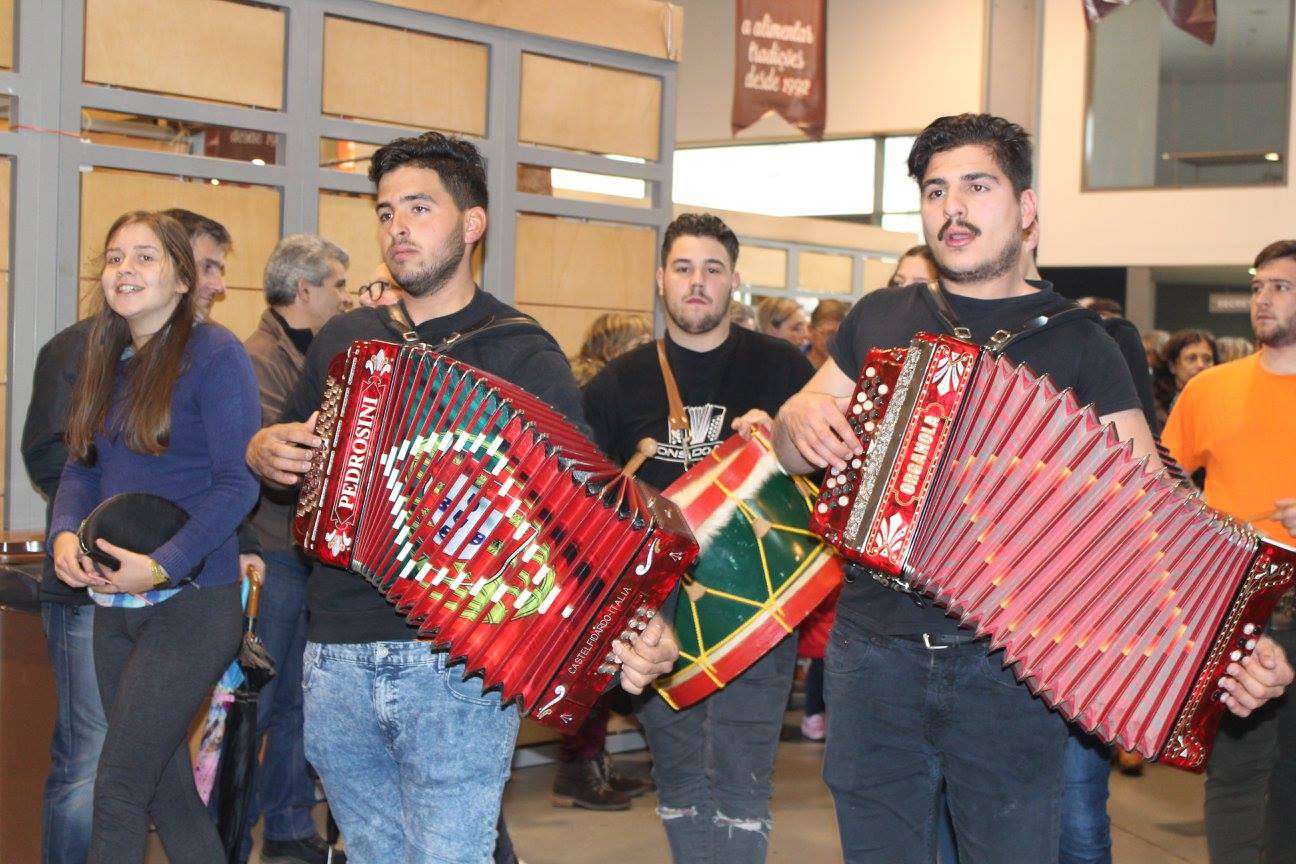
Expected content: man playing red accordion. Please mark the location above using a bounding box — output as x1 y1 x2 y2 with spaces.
774 113 1293 864
245 132 678 863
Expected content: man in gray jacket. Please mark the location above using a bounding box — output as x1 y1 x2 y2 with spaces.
242 234 350 864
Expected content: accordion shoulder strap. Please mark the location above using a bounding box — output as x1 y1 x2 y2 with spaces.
383 300 537 354
656 339 691 444
925 281 1097 355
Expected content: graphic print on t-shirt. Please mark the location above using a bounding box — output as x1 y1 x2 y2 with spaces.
656 402 728 465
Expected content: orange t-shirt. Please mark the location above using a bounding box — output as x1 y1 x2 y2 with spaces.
1161 353 1296 546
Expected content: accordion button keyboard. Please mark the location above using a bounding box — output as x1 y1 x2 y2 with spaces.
1230 650 1242 662
1244 623 1258 635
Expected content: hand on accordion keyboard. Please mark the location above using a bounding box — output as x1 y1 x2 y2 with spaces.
612 616 679 695
1275 497 1296 538
773 391 862 472
1220 634 1295 718
246 412 322 488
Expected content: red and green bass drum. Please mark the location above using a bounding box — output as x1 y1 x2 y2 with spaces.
653 428 844 710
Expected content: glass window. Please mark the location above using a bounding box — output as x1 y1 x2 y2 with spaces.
881 135 919 213
83 109 281 163
1086 0 1291 189
673 139 875 217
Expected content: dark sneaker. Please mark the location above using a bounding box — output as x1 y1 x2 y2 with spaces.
552 758 632 810
261 835 346 864
597 751 654 798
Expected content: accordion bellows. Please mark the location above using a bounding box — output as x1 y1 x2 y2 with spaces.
293 340 698 729
810 333 1295 771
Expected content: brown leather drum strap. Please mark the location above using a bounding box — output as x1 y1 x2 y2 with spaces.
656 339 690 442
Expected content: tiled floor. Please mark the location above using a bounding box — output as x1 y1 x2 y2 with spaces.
154 728 1212 863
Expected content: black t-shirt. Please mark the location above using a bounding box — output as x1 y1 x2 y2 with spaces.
281 290 587 644
583 327 814 491
828 281 1141 636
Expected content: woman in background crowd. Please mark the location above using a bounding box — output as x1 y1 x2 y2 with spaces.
569 312 652 388
888 244 938 288
49 211 260 863
1153 328 1219 427
729 300 758 331
757 297 809 348
1142 329 1170 374
1216 335 1256 364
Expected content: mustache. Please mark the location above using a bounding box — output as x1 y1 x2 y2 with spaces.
938 218 982 241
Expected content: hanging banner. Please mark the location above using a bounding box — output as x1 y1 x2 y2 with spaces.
1084 0 1216 46
731 0 827 140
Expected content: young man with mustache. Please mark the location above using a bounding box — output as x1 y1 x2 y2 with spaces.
773 114 1294 864
245 132 678 862
1162 239 1296 864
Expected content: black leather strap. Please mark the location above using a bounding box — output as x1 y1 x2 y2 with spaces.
381 301 536 355
925 281 1094 355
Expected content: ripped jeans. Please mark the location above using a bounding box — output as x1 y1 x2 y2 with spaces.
638 636 796 864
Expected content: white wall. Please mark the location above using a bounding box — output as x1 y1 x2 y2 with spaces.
674 0 990 144
1036 0 1296 267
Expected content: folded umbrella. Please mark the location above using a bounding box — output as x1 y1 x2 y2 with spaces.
214 565 276 863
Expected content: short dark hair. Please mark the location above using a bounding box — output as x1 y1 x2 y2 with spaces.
661 213 739 268
368 131 488 212
907 114 1033 197
810 298 850 327
161 208 232 251
1254 240 1296 270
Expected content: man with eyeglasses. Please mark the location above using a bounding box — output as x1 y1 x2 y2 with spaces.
241 234 352 864
355 262 400 308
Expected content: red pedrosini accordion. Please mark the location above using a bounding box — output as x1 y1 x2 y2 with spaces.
810 332 1296 771
293 340 699 730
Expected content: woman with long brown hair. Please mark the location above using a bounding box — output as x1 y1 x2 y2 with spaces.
1152 328 1219 427
48 211 261 863
569 312 652 387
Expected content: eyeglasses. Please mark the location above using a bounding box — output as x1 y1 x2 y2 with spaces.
355 280 390 303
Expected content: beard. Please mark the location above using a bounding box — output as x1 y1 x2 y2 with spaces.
935 227 1022 285
665 290 729 335
1254 311 1296 349
390 222 466 298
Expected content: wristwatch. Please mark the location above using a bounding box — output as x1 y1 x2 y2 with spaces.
148 557 172 590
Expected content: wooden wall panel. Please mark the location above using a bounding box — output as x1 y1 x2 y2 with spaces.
318 191 382 292
738 245 786 291
0 157 10 272
797 251 853 295
79 168 280 297
209 286 267 342
0 0 12 70
322 18 487 137
369 0 682 60
520 54 662 161
84 0 285 109
861 257 896 294
514 214 656 312
516 303 606 357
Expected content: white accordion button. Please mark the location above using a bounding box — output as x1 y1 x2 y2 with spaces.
1230 650 1242 662
852 405 863 415
838 495 849 507
817 503 829 513
851 458 863 469
1244 623 1257 635
1246 639 1257 651
864 421 876 433
878 384 889 395
856 392 868 402
865 367 876 378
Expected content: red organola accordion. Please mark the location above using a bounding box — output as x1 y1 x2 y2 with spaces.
810 332 1296 771
293 340 699 730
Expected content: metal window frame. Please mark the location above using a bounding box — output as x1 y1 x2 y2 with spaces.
5 0 677 529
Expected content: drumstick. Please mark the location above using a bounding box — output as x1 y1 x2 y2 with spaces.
622 438 658 478
1239 508 1278 525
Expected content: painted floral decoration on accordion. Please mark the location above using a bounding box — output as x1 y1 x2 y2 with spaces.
871 512 909 562
932 348 972 397
366 348 393 377
325 527 352 557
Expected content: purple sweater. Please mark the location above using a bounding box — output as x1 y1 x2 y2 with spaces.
49 323 261 589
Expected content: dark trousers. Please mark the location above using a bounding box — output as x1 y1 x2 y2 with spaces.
1206 628 1296 864
638 635 797 864
823 615 1068 864
804 658 825 717
558 698 610 763
89 583 242 864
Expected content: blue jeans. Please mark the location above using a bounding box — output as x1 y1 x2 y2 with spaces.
242 549 316 855
302 640 519 864
638 635 797 864
823 615 1068 864
1060 729 1112 864
41 602 108 864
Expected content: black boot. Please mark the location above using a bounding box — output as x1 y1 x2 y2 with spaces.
597 750 654 798
552 758 632 810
